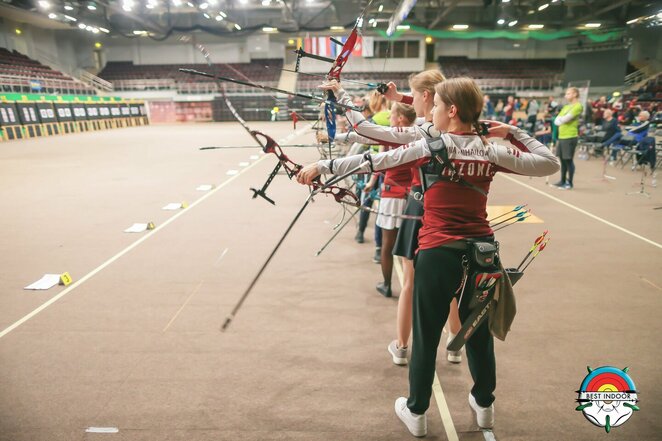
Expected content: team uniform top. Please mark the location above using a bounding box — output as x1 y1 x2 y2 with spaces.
319 126 559 250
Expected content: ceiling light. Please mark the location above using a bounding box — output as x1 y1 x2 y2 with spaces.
87 3 97 10
239 0 248 3
208 0 218 5
396 25 410 30
99 27 110 33
626 18 638 24
48 13 57 19
215 15 223 21
133 30 147 35
234 23 242 30
330 26 344 30
262 27 277 32
172 0 182 5
527 10 535 14
200 2 209 9
551 0 558 2
64 15 77 21
85 25 93 31
78 23 86 29
508 20 518 27
187 2 194 7
38 1 50 9
538 3 549 11
219 11 227 17
378 4 383 12
502 0 510 3
261 0 271 5
91 27 99 33
203 12 211 18
288 39 294 44
64 4 74 10
528 24 544 29
372 21 377 27
452 24 469 30
585 23 601 28
368 18 376 24
95 42 102 48
146 3 155 8
497 19 505 25
15 28 22 35
425 36 433 44
513 43 520 47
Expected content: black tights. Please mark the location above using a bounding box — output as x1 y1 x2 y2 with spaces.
560 158 575 185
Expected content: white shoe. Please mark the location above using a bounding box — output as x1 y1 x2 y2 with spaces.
388 340 408 366
395 397 427 437
469 393 494 429
446 334 462 363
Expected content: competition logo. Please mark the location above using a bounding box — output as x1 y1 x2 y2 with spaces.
576 366 639 433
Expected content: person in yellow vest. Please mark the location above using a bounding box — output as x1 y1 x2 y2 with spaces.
552 87 583 190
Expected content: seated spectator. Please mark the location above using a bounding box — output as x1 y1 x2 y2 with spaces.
606 110 650 162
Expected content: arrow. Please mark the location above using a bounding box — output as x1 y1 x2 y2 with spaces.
520 238 550 272
490 209 530 228
516 231 548 270
491 214 531 232
487 204 527 223
179 68 365 113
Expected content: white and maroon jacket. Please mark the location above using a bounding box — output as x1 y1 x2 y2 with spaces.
318 126 560 250
334 91 438 150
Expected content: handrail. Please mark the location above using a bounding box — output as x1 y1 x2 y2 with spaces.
78 70 114 92
0 74 96 95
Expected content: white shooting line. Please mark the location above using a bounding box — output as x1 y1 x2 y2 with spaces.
497 174 662 250
0 126 312 340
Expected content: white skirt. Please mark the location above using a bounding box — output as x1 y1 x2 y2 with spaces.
376 197 407 230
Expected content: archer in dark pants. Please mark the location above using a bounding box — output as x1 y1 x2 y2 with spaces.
407 246 496 414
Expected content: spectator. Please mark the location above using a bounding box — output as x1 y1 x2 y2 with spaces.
552 87 583 190
482 95 495 119
526 99 539 133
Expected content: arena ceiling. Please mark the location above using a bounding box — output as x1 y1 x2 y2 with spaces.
0 0 659 39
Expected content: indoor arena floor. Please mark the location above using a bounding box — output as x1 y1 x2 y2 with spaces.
0 122 660 441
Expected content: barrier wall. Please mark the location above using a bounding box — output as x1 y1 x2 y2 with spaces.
0 93 149 142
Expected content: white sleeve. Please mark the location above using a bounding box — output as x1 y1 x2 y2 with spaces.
488 126 560 177
318 139 430 175
554 113 574 126
337 91 421 146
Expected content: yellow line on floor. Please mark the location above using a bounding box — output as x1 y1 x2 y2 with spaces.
0 126 312 340
393 258 459 441
498 174 662 250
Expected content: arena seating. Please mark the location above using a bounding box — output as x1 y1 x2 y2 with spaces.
437 56 564 91
296 71 412 95
0 48 95 95
99 59 283 93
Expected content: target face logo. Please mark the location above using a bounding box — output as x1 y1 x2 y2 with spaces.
576 366 639 433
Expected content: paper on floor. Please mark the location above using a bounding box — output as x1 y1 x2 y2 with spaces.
124 223 149 233
162 202 183 210
24 274 61 290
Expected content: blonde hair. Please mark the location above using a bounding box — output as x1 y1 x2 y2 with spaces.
391 102 417 125
434 77 484 135
368 90 389 114
409 69 445 95
567 87 580 98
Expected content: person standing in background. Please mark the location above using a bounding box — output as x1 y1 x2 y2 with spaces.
552 87 583 190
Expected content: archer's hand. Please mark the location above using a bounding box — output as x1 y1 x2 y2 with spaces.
319 79 343 95
297 163 322 185
483 120 512 139
382 82 402 102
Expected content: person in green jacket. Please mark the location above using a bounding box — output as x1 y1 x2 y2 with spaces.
552 87 583 190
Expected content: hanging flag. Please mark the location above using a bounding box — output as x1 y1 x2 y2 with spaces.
362 36 374 57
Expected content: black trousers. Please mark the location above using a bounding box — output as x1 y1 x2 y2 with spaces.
407 246 496 414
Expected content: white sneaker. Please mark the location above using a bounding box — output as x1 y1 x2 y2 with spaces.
388 340 408 366
468 393 494 429
395 397 427 437
446 334 462 363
